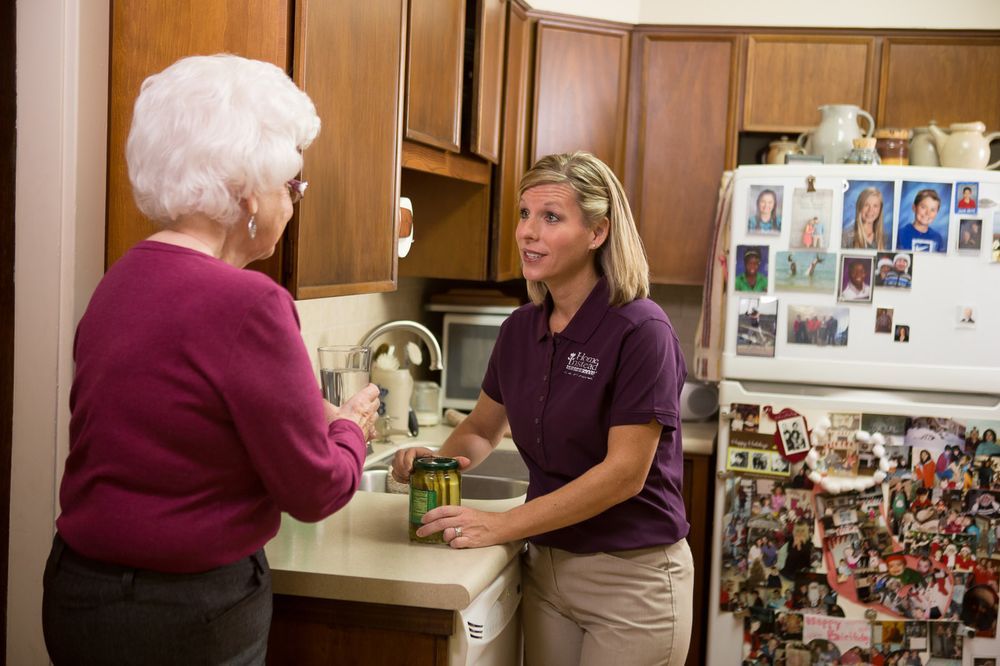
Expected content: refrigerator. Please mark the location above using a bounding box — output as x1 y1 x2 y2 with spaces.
706 164 1000 665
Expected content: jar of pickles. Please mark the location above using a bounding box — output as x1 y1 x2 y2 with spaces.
408 457 461 543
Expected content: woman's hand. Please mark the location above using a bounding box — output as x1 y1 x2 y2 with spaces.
389 447 471 483
326 383 381 439
416 505 504 549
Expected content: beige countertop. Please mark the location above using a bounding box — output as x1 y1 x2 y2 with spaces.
265 419 716 612
266 491 524 611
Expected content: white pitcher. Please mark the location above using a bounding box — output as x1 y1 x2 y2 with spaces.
797 104 875 164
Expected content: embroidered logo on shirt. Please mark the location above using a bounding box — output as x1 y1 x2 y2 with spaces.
564 351 599 380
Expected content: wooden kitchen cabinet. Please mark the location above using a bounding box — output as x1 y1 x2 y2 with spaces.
467 0 507 163
107 0 405 298
743 34 878 132
878 36 1000 130
491 0 535 282
406 0 467 152
531 17 630 176
682 452 715 666
268 594 453 666
289 0 405 298
106 0 291 280
625 32 739 285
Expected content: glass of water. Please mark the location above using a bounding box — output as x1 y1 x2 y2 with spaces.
317 345 372 406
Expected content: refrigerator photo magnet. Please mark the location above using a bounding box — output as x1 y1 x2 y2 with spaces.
957 305 978 329
787 304 849 346
873 251 912 289
956 181 979 214
775 250 836 294
747 184 784 235
993 211 1000 262
734 245 769 292
897 181 953 253
958 218 984 251
842 180 896 251
838 255 874 303
790 186 833 249
736 297 777 357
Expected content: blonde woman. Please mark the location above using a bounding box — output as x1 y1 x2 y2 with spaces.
843 187 887 250
393 152 693 665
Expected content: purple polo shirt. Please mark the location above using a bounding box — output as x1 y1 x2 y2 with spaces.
482 278 690 552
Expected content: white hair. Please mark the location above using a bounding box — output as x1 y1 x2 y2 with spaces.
126 54 320 228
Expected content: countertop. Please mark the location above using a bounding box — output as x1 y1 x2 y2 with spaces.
265 420 716 612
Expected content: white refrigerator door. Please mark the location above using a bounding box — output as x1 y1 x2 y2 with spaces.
707 379 1000 665
723 164 1000 395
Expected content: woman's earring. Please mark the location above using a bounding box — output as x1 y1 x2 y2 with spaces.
247 215 257 240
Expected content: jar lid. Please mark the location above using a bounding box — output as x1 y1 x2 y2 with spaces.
873 128 911 139
853 137 877 149
414 456 459 471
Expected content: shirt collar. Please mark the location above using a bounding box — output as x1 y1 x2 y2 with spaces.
533 277 611 343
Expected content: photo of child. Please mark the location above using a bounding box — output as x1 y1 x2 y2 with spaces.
838 255 874 303
747 185 783 234
956 182 978 214
897 181 952 253
842 180 895 250
735 245 770 293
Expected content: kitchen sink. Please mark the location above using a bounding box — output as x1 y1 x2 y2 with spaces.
359 449 530 500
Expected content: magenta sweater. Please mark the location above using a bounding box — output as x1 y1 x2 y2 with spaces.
57 241 366 572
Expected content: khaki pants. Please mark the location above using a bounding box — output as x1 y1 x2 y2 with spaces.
521 540 694 666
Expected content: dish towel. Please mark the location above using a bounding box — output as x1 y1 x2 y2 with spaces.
692 170 734 382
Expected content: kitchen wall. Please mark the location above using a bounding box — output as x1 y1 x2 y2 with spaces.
12 0 998 663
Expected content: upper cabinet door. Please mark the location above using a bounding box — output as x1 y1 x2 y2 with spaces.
107 0 290 275
878 37 1000 130
406 0 466 152
627 34 739 286
290 0 405 298
492 1 533 282
743 34 878 132
468 0 507 163
531 20 630 176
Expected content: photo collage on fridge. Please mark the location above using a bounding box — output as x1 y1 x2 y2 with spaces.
735 179 997 359
721 404 1000 665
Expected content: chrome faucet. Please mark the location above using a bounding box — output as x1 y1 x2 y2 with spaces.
360 320 443 442
359 320 443 371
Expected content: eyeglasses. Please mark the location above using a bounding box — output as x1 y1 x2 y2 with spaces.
286 179 308 204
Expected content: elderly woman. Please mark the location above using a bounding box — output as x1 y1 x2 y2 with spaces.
42 55 380 664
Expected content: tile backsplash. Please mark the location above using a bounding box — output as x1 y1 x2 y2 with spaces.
295 278 703 378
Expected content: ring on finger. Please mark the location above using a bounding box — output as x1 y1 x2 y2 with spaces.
454 526 463 538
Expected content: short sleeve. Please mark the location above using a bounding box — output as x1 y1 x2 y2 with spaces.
608 318 686 430
480 319 509 405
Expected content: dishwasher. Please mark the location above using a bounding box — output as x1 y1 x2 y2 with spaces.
448 556 522 665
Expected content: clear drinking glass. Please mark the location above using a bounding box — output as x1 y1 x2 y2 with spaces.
317 346 372 406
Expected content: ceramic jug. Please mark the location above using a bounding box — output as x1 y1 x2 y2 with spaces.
909 123 942 167
764 136 806 164
797 104 875 164
927 121 1000 170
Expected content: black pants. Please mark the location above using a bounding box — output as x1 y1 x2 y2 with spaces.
42 534 272 666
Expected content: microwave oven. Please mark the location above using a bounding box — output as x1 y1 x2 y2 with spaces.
440 311 513 410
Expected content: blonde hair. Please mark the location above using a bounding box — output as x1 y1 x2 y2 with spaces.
852 187 886 250
518 151 649 306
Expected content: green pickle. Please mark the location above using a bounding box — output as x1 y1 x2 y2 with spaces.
409 456 461 544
